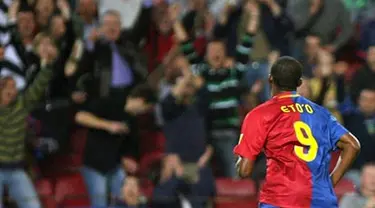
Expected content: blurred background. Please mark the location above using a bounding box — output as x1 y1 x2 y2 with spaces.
0 0 374 207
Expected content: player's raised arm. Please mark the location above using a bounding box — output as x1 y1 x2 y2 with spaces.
330 133 360 186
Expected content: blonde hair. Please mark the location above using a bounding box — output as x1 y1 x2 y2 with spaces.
32 32 58 56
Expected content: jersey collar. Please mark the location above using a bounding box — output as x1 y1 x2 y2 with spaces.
273 91 300 99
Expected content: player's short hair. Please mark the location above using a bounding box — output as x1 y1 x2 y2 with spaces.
270 56 303 91
128 84 157 104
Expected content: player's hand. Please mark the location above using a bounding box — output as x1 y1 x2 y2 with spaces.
106 121 129 134
122 158 138 174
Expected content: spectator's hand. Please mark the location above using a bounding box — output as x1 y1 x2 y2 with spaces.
122 176 140 206
40 42 58 64
161 154 184 182
251 80 263 94
172 75 191 98
310 0 322 15
245 0 260 16
197 145 213 168
106 121 129 134
71 91 87 104
8 0 20 21
268 50 280 65
318 50 333 77
64 61 77 77
323 45 336 53
168 3 180 23
224 58 235 68
123 158 138 174
57 0 71 20
88 28 101 42
193 75 205 89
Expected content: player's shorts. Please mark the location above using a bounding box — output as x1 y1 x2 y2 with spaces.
259 203 279 208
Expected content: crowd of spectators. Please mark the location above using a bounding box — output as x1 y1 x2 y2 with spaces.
0 0 374 207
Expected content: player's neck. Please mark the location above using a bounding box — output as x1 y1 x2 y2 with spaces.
272 89 296 97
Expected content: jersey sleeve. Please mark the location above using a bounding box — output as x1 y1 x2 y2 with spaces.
328 113 349 151
233 110 266 161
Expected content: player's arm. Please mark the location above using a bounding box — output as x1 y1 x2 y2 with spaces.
234 110 266 178
236 156 254 178
330 133 360 186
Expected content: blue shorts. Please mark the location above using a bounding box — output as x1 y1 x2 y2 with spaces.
259 203 279 208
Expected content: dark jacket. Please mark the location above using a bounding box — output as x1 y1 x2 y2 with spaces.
161 87 210 162
79 36 147 100
350 64 375 104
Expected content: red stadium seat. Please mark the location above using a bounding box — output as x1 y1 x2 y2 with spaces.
40 154 82 177
140 179 154 199
140 131 165 155
139 151 163 176
40 196 57 208
54 173 89 206
216 178 257 197
329 151 340 172
334 179 356 200
70 128 88 154
36 179 56 208
215 198 259 208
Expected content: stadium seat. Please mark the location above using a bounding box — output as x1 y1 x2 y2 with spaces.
334 179 356 200
139 151 163 176
40 196 57 208
54 173 89 206
216 178 257 197
35 179 56 208
215 198 259 208
329 151 340 172
40 154 82 177
35 179 54 196
140 179 154 199
70 128 88 154
140 131 165 155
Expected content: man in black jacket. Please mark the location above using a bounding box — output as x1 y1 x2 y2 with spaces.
75 84 156 207
80 10 147 102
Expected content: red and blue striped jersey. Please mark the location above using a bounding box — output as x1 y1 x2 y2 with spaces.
234 91 348 208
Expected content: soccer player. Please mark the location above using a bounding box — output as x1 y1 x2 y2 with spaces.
234 57 361 208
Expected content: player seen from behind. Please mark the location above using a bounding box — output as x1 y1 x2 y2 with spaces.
234 57 361 208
